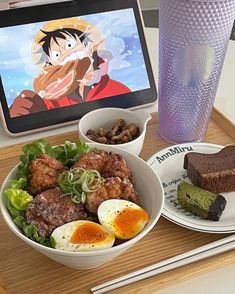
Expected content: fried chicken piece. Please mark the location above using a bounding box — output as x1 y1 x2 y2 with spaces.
29 154 66 195
26 187 88 237
85 177 139 214
74 151 132 181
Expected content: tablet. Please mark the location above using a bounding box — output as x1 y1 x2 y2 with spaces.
0 0 157 136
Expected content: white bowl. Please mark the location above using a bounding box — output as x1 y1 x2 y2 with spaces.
0 143 164 269
78 108 151 156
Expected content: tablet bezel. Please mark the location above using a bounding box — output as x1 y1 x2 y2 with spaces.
0 0 157 136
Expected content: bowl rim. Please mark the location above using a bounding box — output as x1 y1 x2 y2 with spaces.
78 107 150 147
0 143 164 257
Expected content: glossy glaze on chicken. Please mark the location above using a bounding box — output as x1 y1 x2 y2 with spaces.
26 187 88 237
26 150 139 237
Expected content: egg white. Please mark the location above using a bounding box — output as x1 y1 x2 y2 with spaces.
97 199 149 240
50 220 115 252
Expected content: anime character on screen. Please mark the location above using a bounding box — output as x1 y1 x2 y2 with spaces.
10 18 131 117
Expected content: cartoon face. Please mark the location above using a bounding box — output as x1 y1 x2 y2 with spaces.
48 32 93 66
34 26 109 99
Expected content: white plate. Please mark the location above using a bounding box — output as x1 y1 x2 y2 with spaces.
147 143 235 233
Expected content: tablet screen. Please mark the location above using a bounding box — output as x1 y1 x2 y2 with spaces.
0 0 157 134
0 8 150 118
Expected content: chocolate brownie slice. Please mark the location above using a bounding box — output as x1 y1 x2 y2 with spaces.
184 146 235 194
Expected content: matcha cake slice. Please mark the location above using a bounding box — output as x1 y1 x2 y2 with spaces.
177 181 227 221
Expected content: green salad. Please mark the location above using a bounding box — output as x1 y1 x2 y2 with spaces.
4 140 96 247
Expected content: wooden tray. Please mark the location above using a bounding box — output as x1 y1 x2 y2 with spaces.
0 109 234 294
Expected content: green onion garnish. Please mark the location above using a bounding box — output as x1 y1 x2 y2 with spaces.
58 168 104 204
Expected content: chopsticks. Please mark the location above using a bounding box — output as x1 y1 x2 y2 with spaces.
91 234 235 294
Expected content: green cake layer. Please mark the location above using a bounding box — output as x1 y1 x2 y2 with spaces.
177 181 227 221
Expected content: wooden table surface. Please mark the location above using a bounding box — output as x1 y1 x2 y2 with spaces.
0 110 235 294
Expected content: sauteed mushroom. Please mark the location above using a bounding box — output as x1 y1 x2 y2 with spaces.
85 119 140 145
112 129 132 142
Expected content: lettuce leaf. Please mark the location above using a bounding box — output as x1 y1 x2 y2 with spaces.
16 140 94 180
23 222 51 247
9 177 27 190
6 200 51 247
50 236 57 248
5 189 33 211
13 215 26 230
54 141 96 167
13 215 51 247
7 201 24 219
6 198 51 247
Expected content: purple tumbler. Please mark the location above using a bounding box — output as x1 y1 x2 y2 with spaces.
158 0 235 143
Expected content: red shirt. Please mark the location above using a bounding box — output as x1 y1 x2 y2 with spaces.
44 75 131 110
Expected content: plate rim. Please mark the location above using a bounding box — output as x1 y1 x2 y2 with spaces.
147 142 235 234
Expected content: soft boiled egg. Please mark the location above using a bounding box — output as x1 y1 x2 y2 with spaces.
50 220 115 252
97 199 150 240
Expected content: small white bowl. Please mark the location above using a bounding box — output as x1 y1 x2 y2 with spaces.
0 143 164 269
78 108 151 156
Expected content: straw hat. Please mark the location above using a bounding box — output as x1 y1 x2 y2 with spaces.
32 17 103 66
34 17 101 44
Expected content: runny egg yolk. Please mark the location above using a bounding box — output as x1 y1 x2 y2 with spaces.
51 220 115 252
70 222 107 244
98 199 150 240
113 207 149 239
